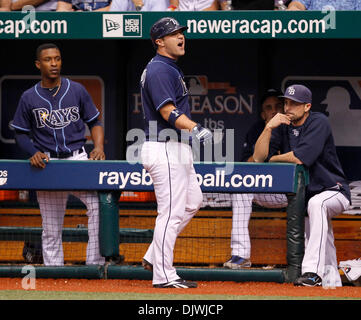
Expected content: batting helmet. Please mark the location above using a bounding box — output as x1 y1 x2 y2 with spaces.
150 17 188 45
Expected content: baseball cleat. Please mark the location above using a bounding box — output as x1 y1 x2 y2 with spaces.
153 279 197 289
294 272 322 287
223 256 252 269
142 258 153 272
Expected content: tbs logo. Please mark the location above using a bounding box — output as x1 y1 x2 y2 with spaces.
0 170 8 185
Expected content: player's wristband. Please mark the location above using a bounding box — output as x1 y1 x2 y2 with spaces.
167 108 184 127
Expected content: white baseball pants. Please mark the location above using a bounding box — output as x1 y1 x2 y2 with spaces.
302 190 350 282
37 149 105 266
141 141 203 285
230 193 288 259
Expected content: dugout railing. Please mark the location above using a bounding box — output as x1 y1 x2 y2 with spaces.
0 160 308 283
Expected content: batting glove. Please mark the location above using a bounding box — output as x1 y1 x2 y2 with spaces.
191 124 213 145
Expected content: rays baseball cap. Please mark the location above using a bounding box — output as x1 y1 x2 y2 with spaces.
280 84 312 104
150 17 187 44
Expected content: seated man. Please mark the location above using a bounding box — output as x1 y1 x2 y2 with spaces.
287 0 361 10
253 84 350 287
224 89 288 269
0 0 57 10
57 0 111 11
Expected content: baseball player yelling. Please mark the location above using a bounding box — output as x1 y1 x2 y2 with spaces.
139 17 213 288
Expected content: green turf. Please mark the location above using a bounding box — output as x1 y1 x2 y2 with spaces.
0 290 360 300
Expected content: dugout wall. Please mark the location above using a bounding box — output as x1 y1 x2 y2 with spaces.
0 160 308 283
0 11 360 283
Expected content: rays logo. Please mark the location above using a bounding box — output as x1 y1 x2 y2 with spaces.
288 87 296 95
292 129 299 136
33 106 80 129
0 170 7 186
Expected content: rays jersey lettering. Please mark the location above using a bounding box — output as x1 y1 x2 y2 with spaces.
33 106 80 129
11 77 100 153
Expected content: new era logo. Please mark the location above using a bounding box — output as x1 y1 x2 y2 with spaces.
105 19 120 32
103 14 142 38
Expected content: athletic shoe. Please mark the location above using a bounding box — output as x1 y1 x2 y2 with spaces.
153 279 198 288
142 258 153 272
340 266 361 282
223 255 252 269
294 272 322 287
339 257 361 268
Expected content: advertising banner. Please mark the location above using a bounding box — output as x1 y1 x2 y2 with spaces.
0 11 360 40
0 160 302 194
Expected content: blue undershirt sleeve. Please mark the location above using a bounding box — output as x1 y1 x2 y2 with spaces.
14 131 39 157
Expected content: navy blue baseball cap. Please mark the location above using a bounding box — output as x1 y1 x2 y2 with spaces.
280 84 312 104
260 88 283 105
150 17 187 44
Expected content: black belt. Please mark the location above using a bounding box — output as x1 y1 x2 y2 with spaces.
48 148 84 159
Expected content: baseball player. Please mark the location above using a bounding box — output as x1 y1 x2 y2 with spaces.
253 84 351 286
11 43 105 266
140 17 212 288
224 89 288 269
